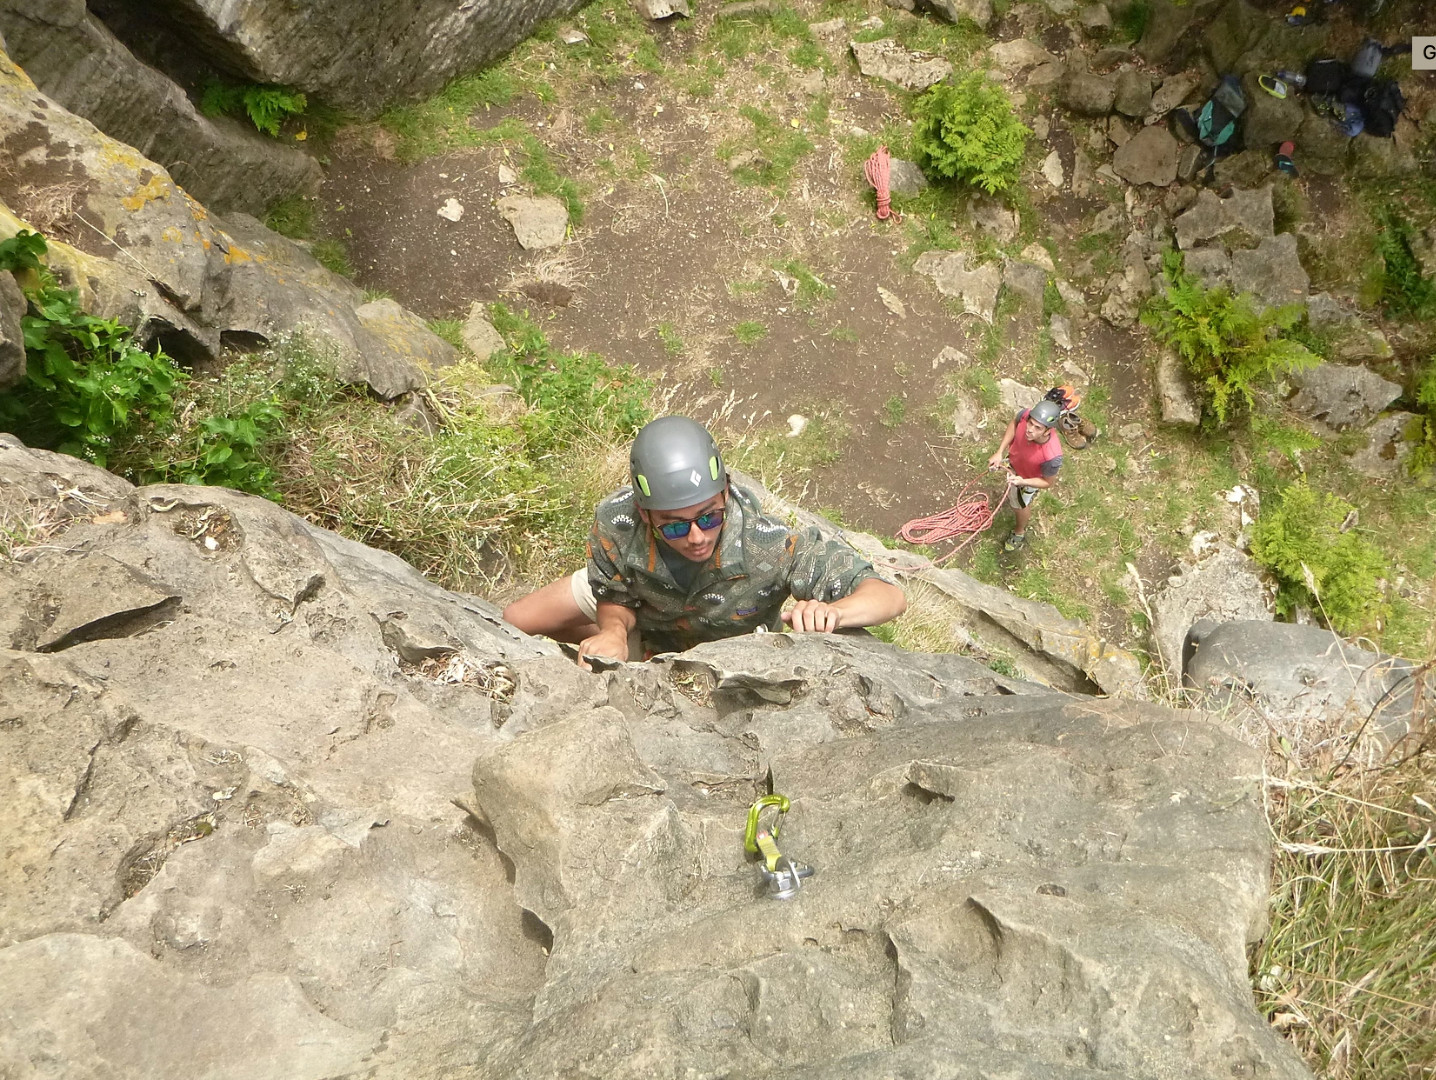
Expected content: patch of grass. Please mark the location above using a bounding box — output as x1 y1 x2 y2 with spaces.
962 367 1001 409
657 322 684 355
427 319 467 352
263 195 315 240
826 324 859 343
362 288 394 303
732 320 768 346
1116 0 1151 42
674 56 725 97
725 406 848 496
585 106 617 134
1254 749 1436 1080
707 366 724 388
311 238 354 278
777 259 834 309
1371 206 1436 319
719 105 814 189
728 278 767 299
881 396 906 428
377 68 517 159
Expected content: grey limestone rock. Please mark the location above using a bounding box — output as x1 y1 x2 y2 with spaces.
1288 362 1403 431
1229 232 1308 311
1112 68 1153 117
632 0 690 17
0 269 23 391
987 38 1056 75
913 250 1002 322
850 38 953 91
918 0 995 29
1157 348 1201 426
91 0 587 117
1187 620 1424 753
1348 411 1418 478
1150 71 1201 115
1135 0 1193 63
1079 3 1113 32
462 302 508 361
1061 70 1117 116
1002 258 1050 307
886 156 928 197
497 195 570 250
1241 72 1305 150
1150 544 1270 684
1111 124 1179 185
0 0 320 216
968 192 1019 242
1174 186 1274 251
1295 112 1351 176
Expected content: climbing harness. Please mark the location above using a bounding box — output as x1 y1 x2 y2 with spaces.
744 794 814 900
863 145 902 223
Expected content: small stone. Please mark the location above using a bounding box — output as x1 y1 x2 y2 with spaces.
932 345 969 369
437 198 464 222
1019 243 1055 271
558 26 589 45
787 414 808 438
632 0 690 19
498 164 517 185
462 303 506 361
1032 115 1050 142
1049 313 1072 350
877 287 907 318
1041 150 1065 189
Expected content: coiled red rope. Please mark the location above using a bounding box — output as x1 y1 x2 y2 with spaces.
864 145 900 222
895 476 1010 567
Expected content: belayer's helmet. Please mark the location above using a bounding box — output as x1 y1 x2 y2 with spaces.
1028 399 1061 428
629 416 727 511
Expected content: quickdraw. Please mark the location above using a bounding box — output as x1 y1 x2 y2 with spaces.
743 794 814 900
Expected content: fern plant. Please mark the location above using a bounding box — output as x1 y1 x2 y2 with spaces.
1409 357 1436 476
1250 479 1389 636
201 80 307 137
1142 252 1318 427
913 74 1030 195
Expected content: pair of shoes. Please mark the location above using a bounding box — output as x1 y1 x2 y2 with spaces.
1259 75 1289 99
1003 532 1026 553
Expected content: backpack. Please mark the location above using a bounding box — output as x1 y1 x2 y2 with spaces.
1170 76 1247 158
1305 58 1348 97
1361 78 1404 137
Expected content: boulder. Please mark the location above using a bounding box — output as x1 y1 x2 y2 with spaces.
462 302 507 361
497 195 569 251
1113 68 1153 117
987 38 1056 76
886 157 928 197
1229 232 1308 310
1332 326 1392 363
0 439 1318 1078
1002 258 1049 306
1049 312 1073 350
0 268 23 391
1150 71 1202 115
1187 620 1425 753
918 0 995 30
1304 291 1358 330
1028 61 1066 89
1347 411 1419 478
1150 543 1271 684
968 193 1019 242
354 299 459 380
90 0 587 117
1107 114 1136 146
1295 112 1351 176
1040 148 1065 188
1288 362 1403 431
1240 72 1304 151
1061 70 1117 116
1079 3 1113 33
1090 45 1135 72
1099 245 1154 328
1202 0 1265 74
1156 348 1201 426
632 0 690 17
850 39 952 92
913 250 1002 322
1135 0 1193 64
1351 132 1420 179
1111 124 1179 185
1176 142 1203 182
1174 186 1274 250
998 378 1042 414
0 0 321 216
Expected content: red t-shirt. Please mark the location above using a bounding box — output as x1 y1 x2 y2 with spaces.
1008 409 1063 482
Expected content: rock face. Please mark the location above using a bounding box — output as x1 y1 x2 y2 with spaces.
913 249 1002 322
1187 620 1425 753
0 438 1314 1080
0 0 321 216
0 44 451 398
1288 362 1403 431
0 268 24 390
1150 543 1271 684
850 39 952 91
92 0 587 117
1111 125 1179 186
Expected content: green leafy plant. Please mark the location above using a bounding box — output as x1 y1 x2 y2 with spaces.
200 81 308 137
1371 207 1436 319
881 395 906 428
1250 479 1389 635
1142 253 1319 426
732 320 768 345
912 73 1030 195
1409 357 1436 476
0 231 183 466
1116 0 1151 42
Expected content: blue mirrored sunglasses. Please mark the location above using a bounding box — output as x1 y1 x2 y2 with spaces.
655 507 726 540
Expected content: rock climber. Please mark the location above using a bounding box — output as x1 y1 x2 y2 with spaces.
502 415 907 668
987 398 1063 553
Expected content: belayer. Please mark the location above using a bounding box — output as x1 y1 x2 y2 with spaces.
987 398 1063 553
503 416 907 668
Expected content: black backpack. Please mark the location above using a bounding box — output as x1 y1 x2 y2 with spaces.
1361 78 1404 137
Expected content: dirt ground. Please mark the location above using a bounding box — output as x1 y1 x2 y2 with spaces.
318 5 1160 548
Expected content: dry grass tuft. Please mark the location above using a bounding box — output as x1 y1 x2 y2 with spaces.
1254 682 1436 1080
12 180 84 237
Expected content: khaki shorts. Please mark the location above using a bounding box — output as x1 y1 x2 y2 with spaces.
570 568 599 621
1007 484 1041 509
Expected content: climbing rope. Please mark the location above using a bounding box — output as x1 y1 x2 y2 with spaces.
894 475 1012 568
863 145 901 222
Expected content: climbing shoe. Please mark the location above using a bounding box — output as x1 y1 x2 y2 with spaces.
1275 141 1298 177
1285 5 1309 25
1258 75 1288 99
1003 532 1027 553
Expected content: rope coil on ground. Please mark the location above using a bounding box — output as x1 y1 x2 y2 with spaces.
891 477 1011 570
863 145 901 222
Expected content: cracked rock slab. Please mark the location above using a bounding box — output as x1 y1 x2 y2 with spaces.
850 39 952 91
913 250 1001 322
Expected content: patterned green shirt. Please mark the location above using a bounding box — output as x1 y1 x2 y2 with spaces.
586 483 890 654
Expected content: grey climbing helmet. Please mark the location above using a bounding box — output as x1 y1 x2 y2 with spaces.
629 416 727 511
1029 399 1061 428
